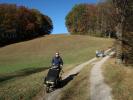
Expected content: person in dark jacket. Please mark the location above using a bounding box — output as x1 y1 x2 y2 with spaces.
51 52 63 69
44 53 63 84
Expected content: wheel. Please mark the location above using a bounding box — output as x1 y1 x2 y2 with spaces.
46 86 50 93
58 80 62 87
56 78 62 88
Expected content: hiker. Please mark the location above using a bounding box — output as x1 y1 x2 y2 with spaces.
96 50 99 57
44 53 63 91
51 52 63 71
101 50 105 57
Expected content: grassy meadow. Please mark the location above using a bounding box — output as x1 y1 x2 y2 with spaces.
0 34 114 99
0 34 113 74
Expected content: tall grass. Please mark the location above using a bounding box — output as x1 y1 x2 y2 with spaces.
103 58 133 100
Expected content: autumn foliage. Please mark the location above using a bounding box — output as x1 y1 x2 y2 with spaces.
0 4 53 46
65 3 117 37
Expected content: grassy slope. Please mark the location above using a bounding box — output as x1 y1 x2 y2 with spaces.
0 34 114 99
0 34 113 74
103 58 133 100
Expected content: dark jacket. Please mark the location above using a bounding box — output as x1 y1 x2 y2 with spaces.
52 56 63 66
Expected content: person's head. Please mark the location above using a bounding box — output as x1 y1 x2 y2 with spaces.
55 52 59 57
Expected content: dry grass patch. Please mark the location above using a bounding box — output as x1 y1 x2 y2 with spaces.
59 64 92 100
103 58 133 100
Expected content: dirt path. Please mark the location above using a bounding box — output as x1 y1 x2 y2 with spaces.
90 52 114 100
33 49 112 100
34 57 97 100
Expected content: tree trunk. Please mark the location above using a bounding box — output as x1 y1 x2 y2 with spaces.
116 22 123 64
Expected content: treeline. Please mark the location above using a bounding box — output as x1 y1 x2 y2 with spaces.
0 4 53 46
65 2 117 37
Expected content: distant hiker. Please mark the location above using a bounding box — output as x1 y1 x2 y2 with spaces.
101 50 105 57
51 52 63 70
96 50 99 57
96 50 105 57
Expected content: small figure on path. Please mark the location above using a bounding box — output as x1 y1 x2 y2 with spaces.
96 50 99 57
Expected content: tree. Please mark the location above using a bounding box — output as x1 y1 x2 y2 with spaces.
65 3 117 37
31 9 53 35
112 0 133 64
0 4 53 46
97 2 117 37
65 4 92 35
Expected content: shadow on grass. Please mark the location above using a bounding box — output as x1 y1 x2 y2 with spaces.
0 67 48 82
0 35 45 48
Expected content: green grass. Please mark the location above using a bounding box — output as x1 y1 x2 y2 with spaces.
0 34 114 99
0 34 113 74
0 71 46 100
103 58 133 100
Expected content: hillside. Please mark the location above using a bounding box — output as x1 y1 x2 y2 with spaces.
0 34 113 74
0 34 114 99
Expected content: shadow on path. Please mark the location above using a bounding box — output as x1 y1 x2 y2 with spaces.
61 73 79 87
54 73 79 90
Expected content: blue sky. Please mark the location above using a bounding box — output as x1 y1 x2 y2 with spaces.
0 0 97 34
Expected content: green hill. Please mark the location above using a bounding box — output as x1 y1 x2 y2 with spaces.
0 34 113 74
0 34 114 99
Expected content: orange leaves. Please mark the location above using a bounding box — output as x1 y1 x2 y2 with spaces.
65 4 97 34
0 4 53 46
